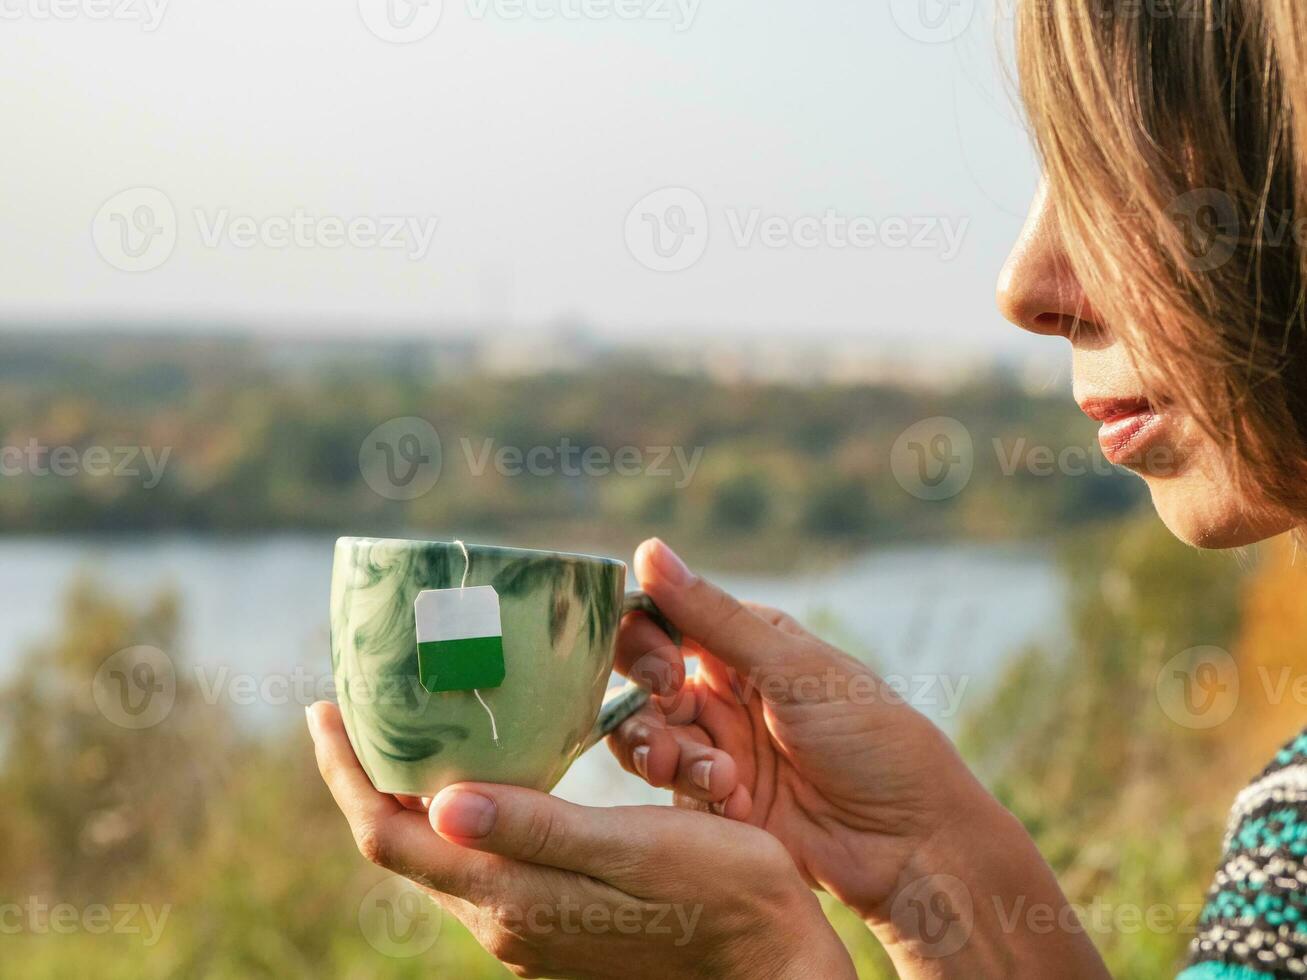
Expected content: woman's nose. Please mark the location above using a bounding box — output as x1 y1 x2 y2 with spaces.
996 182 1093 338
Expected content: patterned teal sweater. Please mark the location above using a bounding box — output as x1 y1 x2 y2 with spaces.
1179 729 1307 979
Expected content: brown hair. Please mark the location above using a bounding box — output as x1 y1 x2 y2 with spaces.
1016 0 1307 517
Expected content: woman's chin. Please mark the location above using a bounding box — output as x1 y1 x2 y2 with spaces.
1146 473 1295 549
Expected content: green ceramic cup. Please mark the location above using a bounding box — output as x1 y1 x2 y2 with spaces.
330 536 671 796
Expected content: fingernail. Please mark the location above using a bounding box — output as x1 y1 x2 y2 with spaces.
433 789 497 839
304 704 318 737
632 745 651 780
649 539 693 587
691 760 713 792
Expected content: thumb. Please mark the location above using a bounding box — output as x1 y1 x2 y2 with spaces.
429 783 706 887
633 538 827 684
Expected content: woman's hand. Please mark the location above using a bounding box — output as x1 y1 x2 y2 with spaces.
611 539 1110 979
307 701 855 980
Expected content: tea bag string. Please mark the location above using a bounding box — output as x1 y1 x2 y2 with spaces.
454 539 501 747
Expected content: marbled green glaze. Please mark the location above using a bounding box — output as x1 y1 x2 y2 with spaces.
330 537 628 795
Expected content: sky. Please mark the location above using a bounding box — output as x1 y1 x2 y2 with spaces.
0 0 1048 357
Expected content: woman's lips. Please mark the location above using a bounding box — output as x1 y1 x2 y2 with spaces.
1079 397 1163 465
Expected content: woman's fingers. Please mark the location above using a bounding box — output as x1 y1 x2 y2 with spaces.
615 611 685 695
632 539 829 686
308 701 404 834
674 784 754 821
308 701 513 905
606 702 738 803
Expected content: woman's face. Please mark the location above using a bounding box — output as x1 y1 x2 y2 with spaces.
997 182 1295 548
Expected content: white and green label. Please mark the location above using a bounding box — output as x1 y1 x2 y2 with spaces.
414 586 506 693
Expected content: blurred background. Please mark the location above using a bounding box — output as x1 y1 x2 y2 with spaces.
2 0 1302 976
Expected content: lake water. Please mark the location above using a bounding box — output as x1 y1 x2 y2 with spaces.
0 534 1065 807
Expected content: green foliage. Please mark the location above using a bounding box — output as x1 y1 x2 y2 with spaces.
0 581 513 978
0 337 1145 549
0 515 1256 978
707 473 771 531
0 336 1227 978
958 517 1247 977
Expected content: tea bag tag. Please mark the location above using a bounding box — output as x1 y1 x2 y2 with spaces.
415 586 507 694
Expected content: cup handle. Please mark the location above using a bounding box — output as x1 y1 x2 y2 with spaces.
582 591 681 751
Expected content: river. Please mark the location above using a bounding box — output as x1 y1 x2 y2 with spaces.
0 534 1065 806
